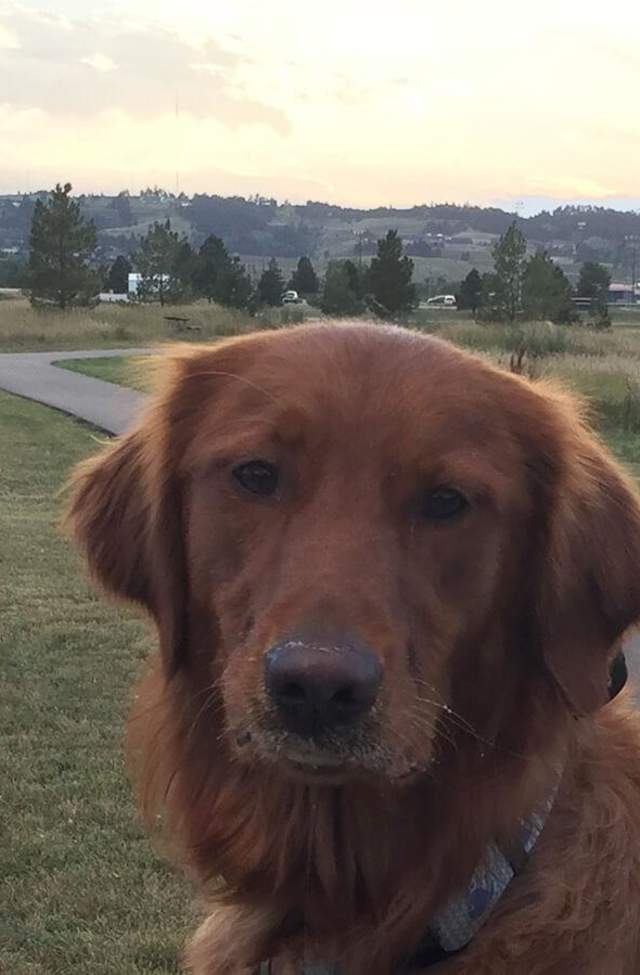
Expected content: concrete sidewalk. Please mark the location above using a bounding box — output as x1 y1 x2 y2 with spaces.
0 347 152 434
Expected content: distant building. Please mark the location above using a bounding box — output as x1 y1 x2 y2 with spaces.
98 292 128 303
608 283 636 303
127 272 169 297
128 272 142 296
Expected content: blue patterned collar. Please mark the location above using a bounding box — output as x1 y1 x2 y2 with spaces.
258 784 559 975
426 788 557 957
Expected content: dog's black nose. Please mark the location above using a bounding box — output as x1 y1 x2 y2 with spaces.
264 640 383 737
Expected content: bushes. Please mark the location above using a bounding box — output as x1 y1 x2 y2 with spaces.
255 303 313 330
433 321 577 358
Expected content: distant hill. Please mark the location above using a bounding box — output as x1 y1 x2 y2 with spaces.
2 190 639 285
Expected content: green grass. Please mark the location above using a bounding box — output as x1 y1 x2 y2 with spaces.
55 355 153 392
0 392 192 974
603 430 640 479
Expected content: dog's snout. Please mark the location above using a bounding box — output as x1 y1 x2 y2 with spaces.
264 640 383 737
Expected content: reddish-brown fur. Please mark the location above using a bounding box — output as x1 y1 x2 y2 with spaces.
67 323 640 974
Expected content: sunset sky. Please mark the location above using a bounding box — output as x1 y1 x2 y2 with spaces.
1 0 639 212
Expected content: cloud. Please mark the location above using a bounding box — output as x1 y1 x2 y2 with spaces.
1 0 640 208
0 21 18 47
81 52 116 73
0 2 289 133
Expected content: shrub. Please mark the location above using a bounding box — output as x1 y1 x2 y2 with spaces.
433 321 576 358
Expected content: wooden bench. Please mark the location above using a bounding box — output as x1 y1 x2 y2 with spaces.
164 316 202 334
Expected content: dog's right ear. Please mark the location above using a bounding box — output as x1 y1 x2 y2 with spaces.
66 336 271 673
67 430 152 606
66 423 188 675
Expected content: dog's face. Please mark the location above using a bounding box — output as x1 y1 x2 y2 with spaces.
182 329 537 783
68 325 640 786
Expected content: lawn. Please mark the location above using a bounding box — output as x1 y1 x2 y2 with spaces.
0 392 192 975
54 355 153 392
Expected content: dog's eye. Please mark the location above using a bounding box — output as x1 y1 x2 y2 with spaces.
232 460 280 497
422 487 468 521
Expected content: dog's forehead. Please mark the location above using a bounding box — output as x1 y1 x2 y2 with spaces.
183 326 526 477
218 327 516 451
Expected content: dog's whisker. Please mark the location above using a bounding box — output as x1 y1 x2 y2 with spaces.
184 368 280 404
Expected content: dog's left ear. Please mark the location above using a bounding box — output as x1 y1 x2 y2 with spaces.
536 433 640 715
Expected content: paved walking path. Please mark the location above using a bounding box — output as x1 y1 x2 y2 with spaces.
0 347 152 434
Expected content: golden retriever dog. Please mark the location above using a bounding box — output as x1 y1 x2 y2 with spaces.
67 323 640 975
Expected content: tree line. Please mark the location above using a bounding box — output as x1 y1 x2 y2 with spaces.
25 184 417 317
23 184 616 325
110 222 415 316
456 223 612 327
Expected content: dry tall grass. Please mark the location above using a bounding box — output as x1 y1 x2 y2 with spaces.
424 319 640 432
0 298 318 352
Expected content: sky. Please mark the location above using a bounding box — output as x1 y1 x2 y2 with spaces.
1 0 639 213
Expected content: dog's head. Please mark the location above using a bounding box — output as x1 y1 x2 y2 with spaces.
67 324 640 786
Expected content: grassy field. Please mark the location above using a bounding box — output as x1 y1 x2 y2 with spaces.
0 297 314 353
54 355 153 392
2 292 639 355
0 392 192 975
417 319 640 451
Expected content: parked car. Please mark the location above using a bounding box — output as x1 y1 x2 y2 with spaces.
282 290 300 305
426 294 457 308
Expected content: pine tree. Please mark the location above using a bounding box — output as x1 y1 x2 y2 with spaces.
289 256 319 296
576 261 611 303
343 260 368 300
477 272 503 322
257 258 285 306
173 239 196 291
27 182 99 308
105 255 132 294
492 222 527 322
191 235 253 309
576 261 611 327
521 252 576 324
368 230 416 316
192 235 232 301
321 261 362 315
217 257 253 309
457 268 482 313
134 220 185 305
